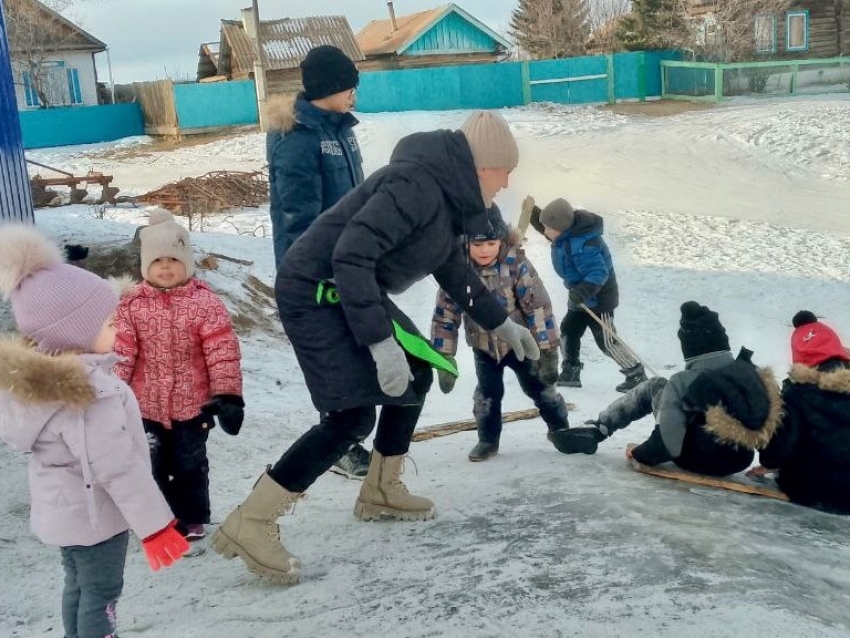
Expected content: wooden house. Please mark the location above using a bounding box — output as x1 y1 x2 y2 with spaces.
356 3 512 71
691 0 850 60
197 14 364 95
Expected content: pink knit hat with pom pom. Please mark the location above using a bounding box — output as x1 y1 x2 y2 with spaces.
0 225 118 352
139 209 195 281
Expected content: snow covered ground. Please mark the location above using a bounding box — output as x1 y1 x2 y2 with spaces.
4 96 850 637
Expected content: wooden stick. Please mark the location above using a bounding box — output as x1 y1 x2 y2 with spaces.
627 444 789 501
413 405 574 443
579 303 660 377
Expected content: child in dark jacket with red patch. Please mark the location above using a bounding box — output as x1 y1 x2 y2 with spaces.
752 311 850 514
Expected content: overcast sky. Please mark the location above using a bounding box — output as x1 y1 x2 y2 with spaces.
67 0 516 84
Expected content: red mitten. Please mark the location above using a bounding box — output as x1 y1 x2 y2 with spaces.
142 520 190 572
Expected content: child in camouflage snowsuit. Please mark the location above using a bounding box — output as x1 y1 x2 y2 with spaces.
431 207 570 462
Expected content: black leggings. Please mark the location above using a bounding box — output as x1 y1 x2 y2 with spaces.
269 359 432 493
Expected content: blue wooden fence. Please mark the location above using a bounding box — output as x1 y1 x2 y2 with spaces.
20 103 144 149
174 80 259 130
0 0 33 222
17 51 682 149
357 50 681 112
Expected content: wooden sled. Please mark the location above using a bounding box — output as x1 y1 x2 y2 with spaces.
414 405 575 443
626 443 789 501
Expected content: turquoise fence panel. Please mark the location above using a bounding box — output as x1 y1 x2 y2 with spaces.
20 103 144 150
529 56 609 104
357 51 680 113
613 50 682 100
174 80 258 129
405 12 498 54
357 63 524 112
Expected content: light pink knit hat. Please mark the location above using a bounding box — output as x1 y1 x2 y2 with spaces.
0 224 118 353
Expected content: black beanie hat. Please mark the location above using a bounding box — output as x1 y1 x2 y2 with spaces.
469 204 508 241
300 45 359 101
678 301 730 359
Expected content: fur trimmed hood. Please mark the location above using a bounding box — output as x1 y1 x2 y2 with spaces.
787 363 850 395
264 94 297 133
0 337 96 407
703 367 783 450
0 336 106 453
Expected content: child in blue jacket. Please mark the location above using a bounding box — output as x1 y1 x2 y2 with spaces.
537 198 645 392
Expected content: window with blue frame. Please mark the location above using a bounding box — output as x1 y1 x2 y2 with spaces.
754 14 777 54
20 61 83 107
786 10 809 52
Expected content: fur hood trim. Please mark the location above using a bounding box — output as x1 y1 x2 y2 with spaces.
788 363 850 395
0 337 95 407
265 94 297 133
703 367 783 450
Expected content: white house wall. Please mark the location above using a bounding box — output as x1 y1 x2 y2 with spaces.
12 49 100 109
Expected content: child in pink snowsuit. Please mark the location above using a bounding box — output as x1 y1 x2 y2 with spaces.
0 225 188 638
115 209 244 540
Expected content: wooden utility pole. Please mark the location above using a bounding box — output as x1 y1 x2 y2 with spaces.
243 0 268 131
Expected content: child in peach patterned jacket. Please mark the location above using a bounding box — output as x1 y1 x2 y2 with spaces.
115 209 243 540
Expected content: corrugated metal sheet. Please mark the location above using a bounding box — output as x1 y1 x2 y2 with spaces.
0 0 34 223
221 15 364 75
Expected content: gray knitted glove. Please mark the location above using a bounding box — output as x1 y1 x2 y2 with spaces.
492 319 541 362
368 336 413 397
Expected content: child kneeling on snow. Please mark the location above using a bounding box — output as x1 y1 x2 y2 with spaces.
551 302 782 477
750 311 850 514
430 207 570 462
0 226 188 638
115 210 244 541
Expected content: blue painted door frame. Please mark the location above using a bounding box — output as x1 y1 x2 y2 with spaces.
0 0 34 222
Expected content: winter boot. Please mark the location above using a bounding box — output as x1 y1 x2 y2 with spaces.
468 441 499 462
330 442 370 479
616 364 647 393
211 472 302 584
557 362 583 388
548 420 609 454
354 450 435 522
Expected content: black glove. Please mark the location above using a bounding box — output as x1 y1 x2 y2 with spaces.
569 287 588 305
437 356 457 394
531 348 560 385
201 394 245 436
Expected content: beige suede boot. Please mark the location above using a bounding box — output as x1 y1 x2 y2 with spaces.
211 472 302 583
354 450 435 521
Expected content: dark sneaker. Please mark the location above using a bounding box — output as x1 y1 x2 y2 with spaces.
468 441 499 462
330 443 370 479
547 424 607 454
557 362 583 388
616 365 647 393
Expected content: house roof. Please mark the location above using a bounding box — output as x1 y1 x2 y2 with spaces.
5 0 107 53
357 3 511 57
219 15 364 75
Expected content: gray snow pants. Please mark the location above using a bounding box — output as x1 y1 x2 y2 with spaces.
60 531 128 638
599 376 668 432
